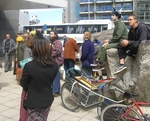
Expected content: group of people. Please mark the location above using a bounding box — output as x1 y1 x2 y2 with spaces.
97 11 150 75
1 30 64 120
0 9 149 120
75 12 150 79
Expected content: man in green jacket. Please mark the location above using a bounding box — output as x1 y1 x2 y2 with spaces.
97 9 128 63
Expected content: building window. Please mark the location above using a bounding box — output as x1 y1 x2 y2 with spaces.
96 15 111 19
80 5 88 12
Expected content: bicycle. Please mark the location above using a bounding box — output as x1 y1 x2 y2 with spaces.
100 91 150 121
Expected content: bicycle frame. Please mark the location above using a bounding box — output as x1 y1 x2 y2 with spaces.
121 100 150 121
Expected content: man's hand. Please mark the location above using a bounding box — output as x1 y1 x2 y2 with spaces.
121 40 129 47
103 40 109 44
102 42 108 47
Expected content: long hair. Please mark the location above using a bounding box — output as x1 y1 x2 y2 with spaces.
24 34 36 48
49 30 59 43
32 32 54 66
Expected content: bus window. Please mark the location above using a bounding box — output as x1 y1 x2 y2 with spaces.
47 26 55 33
68 25 79 34
93 25 101 33
81 25 92 33
102 25 107 31
24 27 34 33
55 25 67 34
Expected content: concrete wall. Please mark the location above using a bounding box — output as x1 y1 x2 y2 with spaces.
19 11 30 25
0 10 19 44
67 0 80 23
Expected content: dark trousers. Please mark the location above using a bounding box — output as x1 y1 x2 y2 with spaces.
64 59 75 72
4 53 13 71
117 43 139 59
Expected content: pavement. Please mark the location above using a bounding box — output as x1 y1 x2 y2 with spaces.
0 57 150 121
0 57 100 121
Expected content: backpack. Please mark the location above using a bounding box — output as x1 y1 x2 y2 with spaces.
137 23 150 40
66 68 81 77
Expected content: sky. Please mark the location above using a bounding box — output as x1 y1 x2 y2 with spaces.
26 9 63 23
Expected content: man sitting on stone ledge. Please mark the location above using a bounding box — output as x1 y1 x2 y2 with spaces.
97 8 128 65
114 14 150 75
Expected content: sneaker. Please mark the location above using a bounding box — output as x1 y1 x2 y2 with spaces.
132 54 136 59
114 65 127 75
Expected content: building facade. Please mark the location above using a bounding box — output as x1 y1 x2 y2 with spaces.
66 0 150 26
19 11 30 25
79 0 133 21
133 0 150 25
67 0 80 23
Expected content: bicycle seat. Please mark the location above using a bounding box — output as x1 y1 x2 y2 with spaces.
124 92 138 98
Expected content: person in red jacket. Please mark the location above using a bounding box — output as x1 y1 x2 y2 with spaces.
64 37 79 76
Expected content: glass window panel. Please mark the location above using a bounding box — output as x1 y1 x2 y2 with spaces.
116 3 123 10
122 15 129 20
104 4 112 11
90 5 94 12
96 15 111 19
93 24 108 33
68 25 80 34
81 25 93 33
55 26 67 34
79 15 88 20
123 3 133 10
47 26 55 33
96 5 104 11
80 5 88 12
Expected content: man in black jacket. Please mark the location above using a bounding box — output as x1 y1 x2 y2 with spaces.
114 14 150 75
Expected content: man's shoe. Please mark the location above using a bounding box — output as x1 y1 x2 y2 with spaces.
53 93 60 97
8 69 12 71
114 65 127 75
4 70 8 73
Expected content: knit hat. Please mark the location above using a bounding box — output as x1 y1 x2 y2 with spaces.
16 36 23 42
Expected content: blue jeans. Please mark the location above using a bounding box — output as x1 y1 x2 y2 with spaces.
53 69 60 94
64 59 75 72
81 66 93 77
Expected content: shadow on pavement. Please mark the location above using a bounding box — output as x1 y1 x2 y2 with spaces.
0 82 9 89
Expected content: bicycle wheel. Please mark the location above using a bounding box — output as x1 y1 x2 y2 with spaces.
100 104 142 121
61 81 80 112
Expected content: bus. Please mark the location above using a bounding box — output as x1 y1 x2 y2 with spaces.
19 19 114 43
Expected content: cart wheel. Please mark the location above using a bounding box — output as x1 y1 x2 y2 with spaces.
61 81 80 112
